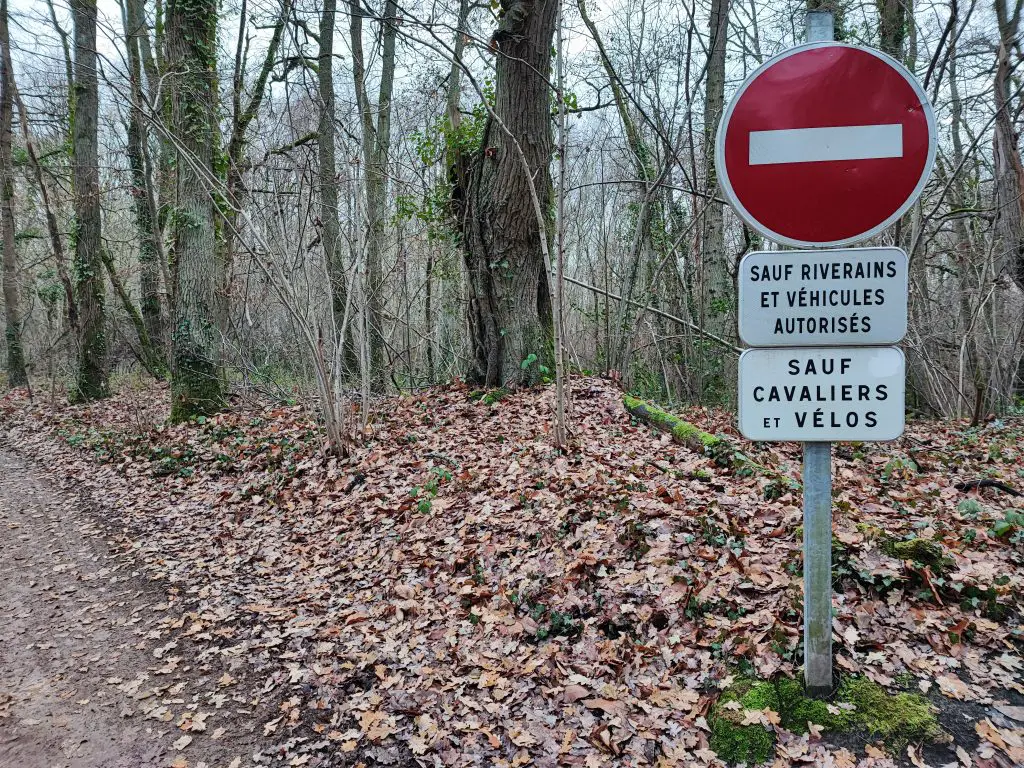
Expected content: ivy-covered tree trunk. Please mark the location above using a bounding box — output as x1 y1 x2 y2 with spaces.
166 0 223 421
995 0 1024 293
319 0 345 334
875 0 906 60
350 0 398 390
698 0 733 400
70 0 108 401
456 0 557 387
123 0 167 373
0 0 27 388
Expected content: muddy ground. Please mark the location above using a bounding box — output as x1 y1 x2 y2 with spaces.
0 448 264 768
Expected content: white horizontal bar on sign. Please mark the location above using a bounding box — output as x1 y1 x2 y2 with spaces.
748 124 903 165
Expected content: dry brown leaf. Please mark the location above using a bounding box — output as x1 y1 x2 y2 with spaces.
563 684 589 703
582 698 628 720
865 743 886 758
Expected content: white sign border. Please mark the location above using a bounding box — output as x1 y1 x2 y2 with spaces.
737 246 909 347
715 42 937 249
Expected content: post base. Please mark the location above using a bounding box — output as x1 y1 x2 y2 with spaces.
805 682 832 699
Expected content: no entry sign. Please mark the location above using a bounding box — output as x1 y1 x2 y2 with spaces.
716 43 936 248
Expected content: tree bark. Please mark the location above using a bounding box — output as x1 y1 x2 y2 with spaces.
70 0 108 401
319 0 342 321
875 0 907 59
123 0 167 369
350 0 398 390
699 0 733 398
166 0 223 420
456 0 558 387
0 0 27 388
319 0 356 373
994 1 1024 293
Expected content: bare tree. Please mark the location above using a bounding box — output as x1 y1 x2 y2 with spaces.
994 0 1024 293
454 0 559 387
699 0 733 398
70 0 108 401
320 0 348 357
166 0 223 419
0 0 27 388
350 0 399 389
123 0 167 366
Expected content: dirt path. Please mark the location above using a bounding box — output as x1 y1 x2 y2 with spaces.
0 449 261 768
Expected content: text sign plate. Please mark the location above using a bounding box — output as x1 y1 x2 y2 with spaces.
738 347 905 442
738 247 908 347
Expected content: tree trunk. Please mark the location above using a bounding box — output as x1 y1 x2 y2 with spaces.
8 66 78 334
699 0 733 399
456 0 558 387
70 0 108 401
166 0 223 420
319 0 357 374
100 248 163 378
319 0 342 320
123 0 167 370
436 0 469 384
947 4 986 421
994 1 1024 293
0 0 27 388
875 0 906 59
350 0 398 390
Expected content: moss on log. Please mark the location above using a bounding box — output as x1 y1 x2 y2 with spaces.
623 395 736 466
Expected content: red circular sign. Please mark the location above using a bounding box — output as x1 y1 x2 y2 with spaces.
716 43 936 248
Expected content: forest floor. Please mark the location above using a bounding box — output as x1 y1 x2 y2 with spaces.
0 376 1022 768
0 448 268 767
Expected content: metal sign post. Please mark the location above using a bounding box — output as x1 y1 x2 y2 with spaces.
803 8 835 699
719 8 929 696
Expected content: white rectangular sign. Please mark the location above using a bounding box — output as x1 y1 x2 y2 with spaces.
738 247 908 347
749 124 904 165
738 347 905 442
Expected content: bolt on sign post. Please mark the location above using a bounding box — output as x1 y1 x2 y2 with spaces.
716 10 936 696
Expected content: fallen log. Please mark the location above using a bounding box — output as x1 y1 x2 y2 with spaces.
954 479 1022 497
623 394 737 467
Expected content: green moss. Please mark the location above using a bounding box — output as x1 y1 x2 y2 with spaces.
777 677 848 730
881 538 947 569
838 677 943 749
710 710 776 765
710 678 846 765
710 676 942 765
624 395 732 466
709 679 777 765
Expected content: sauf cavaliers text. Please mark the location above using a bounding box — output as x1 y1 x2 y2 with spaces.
751 357 888 429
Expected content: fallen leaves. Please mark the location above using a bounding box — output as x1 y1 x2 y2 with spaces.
1 378 1021 767
976 718 1024 764
171 734 192 751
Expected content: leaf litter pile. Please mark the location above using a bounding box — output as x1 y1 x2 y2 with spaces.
1 377 1022 768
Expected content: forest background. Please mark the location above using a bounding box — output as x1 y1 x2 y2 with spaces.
0 0 1023 444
